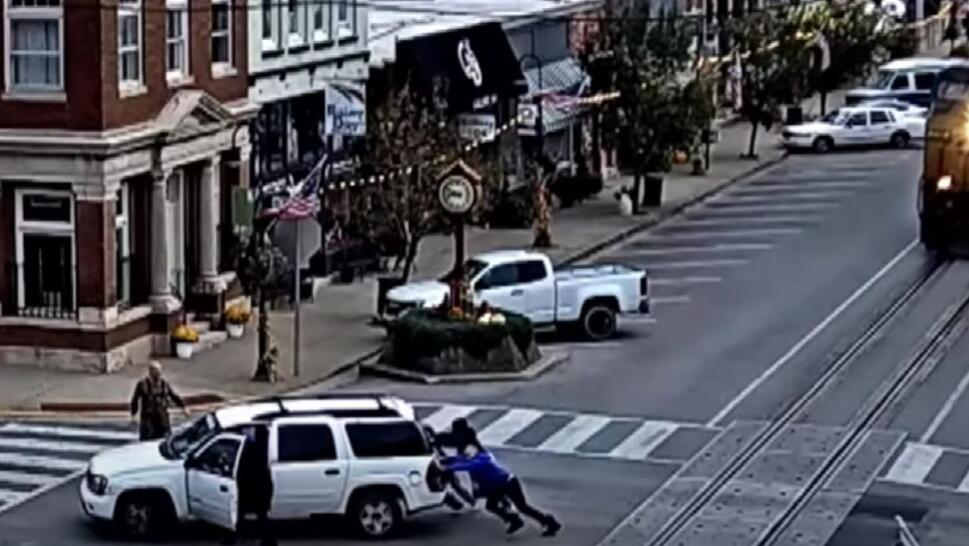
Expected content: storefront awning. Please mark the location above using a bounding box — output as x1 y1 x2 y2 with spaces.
396 22 526 112
519 56 591 136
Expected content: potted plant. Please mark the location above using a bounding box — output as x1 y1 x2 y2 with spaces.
224 304 250 339
172 324 199 359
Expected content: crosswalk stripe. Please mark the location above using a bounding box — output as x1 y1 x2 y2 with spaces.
672 217 822 228
731 184 865 194
0 452 85 471
609 421 676 460
0 470 56 486
0 423 135 442
717 192 850 203
885 443 944 484
421 405 477 432
0 436 108 454
537 415 611 453
0 490 24 503
478 409 544 445
696 204 837 213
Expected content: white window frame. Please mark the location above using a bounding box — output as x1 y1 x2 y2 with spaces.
4 0 64 96
211 0 233 73
261 0 279 53
336 0 354 38
115 185 131 308
287 0 306 47
312 0 329 43
165 0 190 84
14 188 76 318
117 0 143 93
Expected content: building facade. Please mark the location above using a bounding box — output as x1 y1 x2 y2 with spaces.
0 0 255 372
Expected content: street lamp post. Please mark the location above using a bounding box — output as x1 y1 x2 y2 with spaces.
519 53 551 248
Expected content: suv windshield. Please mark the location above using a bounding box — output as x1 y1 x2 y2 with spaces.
161 414 219 459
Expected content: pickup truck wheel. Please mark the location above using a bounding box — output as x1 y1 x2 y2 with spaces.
115 493 172 540
582 304 618 341
891 131 910 148
352 492 402 539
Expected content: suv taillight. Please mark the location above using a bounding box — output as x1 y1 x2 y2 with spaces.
640 274 649 296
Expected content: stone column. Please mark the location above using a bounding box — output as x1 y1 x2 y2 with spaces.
150 168 179 313
199 155 221 283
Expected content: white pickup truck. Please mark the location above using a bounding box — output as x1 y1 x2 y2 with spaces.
384 250 650 340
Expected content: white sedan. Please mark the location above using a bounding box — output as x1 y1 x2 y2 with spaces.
858 99 927 139
781 106 913 153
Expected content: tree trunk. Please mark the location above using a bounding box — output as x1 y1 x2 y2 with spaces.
746 121 759 159
401 236 420 284
632 156 642 216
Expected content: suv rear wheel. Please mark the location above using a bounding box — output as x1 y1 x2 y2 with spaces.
351 491 402 539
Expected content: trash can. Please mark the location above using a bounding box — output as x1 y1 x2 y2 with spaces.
376 275 406 315
642 175 663 207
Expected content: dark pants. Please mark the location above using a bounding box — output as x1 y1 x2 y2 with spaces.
485 478 553 527
224 510 276 546
138 414 170 441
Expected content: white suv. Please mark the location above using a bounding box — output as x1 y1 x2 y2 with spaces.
781 106 912 153
79 395 446 540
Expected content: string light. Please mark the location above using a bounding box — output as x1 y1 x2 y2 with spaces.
326 90 621 192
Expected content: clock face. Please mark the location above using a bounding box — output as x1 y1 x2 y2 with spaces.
439 176 476 214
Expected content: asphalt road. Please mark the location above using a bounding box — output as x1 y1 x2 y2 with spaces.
9 147 969 545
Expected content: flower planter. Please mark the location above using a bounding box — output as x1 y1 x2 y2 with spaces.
175 342 196 360
226 323 245 339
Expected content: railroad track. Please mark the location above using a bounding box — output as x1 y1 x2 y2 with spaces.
601 256 969 546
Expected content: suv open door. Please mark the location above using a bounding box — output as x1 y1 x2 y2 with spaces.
186 433 246 532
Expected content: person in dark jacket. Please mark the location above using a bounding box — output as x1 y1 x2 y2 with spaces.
233 426 276 546
442 444 561 536
129 361 188 440
429 418 479 508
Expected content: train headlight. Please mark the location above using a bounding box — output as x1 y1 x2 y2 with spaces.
937 175 953 191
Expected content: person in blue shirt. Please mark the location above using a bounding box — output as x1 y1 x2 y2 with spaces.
442 443 561 536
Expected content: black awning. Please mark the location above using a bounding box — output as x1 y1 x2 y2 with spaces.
396 22 526 111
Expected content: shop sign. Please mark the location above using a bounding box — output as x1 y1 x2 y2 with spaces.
325 82 367 137
458 113 497 142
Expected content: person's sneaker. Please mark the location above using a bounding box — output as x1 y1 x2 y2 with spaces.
542 518 562 537
506 517 525 535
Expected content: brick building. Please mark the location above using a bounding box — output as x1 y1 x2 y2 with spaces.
0 0 256 372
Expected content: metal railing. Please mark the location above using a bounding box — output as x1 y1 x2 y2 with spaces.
6 262 77 320
896 515 921 546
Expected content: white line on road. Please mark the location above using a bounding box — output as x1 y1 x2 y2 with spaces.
646 259 750 270
609 421 676 460
540 341 627 350
649 228 802 240
0 423 135 442
957 466 969 492
627 243 773 256
673 217 822 228
650 295 691 305
0 436 108 454
650 276 722 286
0 470 57 486
732 183 866 192
716 193 848 203
698 203 838 214
537 415 611 453
885 442 943 484
920 357 969 443
421 405 476 432
477 409 544 445
706 239 919 427
0 452 85 471
0 490 25 504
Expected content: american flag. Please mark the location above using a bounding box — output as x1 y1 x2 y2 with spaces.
277 155 326 221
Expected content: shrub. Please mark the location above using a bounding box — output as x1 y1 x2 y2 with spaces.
387 308 534 367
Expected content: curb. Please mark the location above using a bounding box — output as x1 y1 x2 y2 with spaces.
358 350 571 385
1 348 379 419
557 152 788 267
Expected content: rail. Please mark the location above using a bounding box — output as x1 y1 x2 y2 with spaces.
630 257 956 546
896 515 922 546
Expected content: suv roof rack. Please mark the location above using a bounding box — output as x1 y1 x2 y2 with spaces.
244 393 402 419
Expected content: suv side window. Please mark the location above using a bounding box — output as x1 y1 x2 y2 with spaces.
195 438 241 478
278 424 337 462
848 112 868 127
870 110 890 125
914 72 936 90
346 422 431 458
478 264 519 290
891 74 910 90
517 261 548 283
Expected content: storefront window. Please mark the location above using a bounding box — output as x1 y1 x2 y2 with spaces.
15 190 75 319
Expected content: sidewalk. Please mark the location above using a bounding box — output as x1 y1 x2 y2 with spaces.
0 120 786 413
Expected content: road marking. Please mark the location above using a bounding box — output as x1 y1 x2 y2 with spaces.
0 490 23 504
0 423 135 442
609 421 676 460
698 203 838 214
628 243 773 256
650 228 802 240
646 259 750 270
885 443 944 484
0 436 107 454
920 360 969 443
957 467 969 492
706 239 919 427
731 184 865 194
540 341 626 350
715 193 847 204
538 415 612 453
0 470 55 486
650 276 722 286
650 295 691 305
422 405 477 432
478 409 544 445
0 452 85 471
673 217 822 228
618 316 657 324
